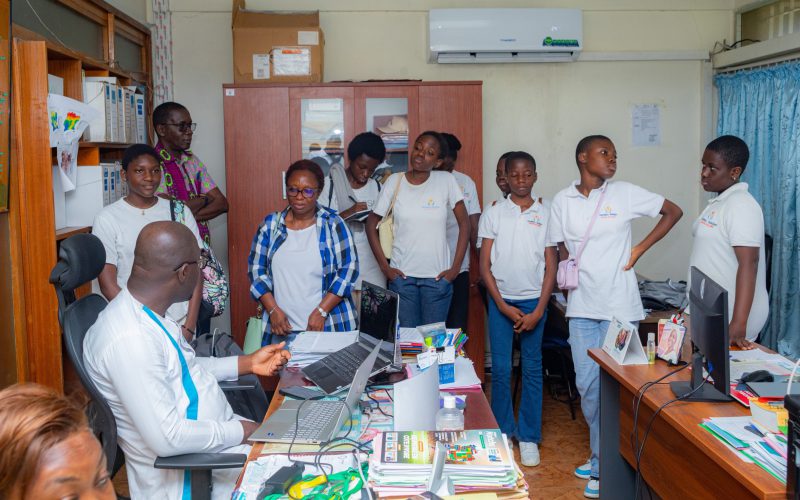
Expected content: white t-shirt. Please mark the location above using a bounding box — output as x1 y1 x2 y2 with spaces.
373 171 464 278
92 197 203 323
272 225 324 330
688 182 768 341
547 180 665 322
479 196 554 300
446 170 481 273
83 290 247 500
319 177 385 289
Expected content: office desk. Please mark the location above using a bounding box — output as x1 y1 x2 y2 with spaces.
589 348 784 500
549 296 678 341
240 368 498 484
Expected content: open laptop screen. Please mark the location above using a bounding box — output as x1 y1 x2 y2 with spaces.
359 281 399 351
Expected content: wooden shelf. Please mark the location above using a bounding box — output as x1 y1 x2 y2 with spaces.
80 142 134 149
55 226 91 241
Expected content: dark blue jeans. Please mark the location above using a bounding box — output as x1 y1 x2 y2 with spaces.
488 297 545 443
388 276 453 327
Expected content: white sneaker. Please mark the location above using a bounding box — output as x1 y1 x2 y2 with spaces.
574 459 592 479
584 478 600 498
519 442 540 467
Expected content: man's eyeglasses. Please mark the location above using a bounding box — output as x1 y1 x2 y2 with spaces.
173 253 209 272
164 122 197 132
287 187 319 199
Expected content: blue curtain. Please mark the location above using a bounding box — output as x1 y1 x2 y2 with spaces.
715 62 800 357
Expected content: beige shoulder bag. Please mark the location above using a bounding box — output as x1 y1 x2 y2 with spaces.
377 174 403 260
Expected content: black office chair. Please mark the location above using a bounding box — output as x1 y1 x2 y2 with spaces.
50 234 246 500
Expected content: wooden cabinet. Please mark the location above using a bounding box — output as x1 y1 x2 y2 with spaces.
222 81 486 380
5 5 151 391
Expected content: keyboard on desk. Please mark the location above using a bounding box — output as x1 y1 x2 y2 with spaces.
277 401 342 441
321 343 370 377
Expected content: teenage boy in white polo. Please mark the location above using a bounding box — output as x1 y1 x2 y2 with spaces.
547 135 683 498
689 135 768 347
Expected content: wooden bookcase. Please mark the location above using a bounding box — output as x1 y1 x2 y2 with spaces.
222 81 486 381
6 1 151 392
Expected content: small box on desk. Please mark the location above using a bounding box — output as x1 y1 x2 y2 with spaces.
418 345 456 385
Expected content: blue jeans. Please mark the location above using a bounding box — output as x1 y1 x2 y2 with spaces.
388 276 453 327
488 297 545 443
569 318 638 479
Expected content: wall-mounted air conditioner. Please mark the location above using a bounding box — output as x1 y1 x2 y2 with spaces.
429 8 583 64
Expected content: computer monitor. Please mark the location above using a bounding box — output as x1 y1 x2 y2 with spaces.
669 266 732 402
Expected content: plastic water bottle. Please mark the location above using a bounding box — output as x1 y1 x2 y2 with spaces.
436 395 464 431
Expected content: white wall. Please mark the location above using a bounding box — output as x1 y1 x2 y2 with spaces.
170 1 734 332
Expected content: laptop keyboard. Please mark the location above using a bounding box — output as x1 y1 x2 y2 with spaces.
323 344 366 377
279 401 340 441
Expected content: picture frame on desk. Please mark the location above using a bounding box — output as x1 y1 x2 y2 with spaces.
602 317 648 365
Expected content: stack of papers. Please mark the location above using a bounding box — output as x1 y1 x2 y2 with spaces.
369 430 527 497
700 416 788 483
398 327 465 358
407 356 482 390
287 331 358 368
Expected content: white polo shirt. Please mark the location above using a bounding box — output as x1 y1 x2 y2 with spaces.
478 196 554 300
547 180 665 322
446 170 482 274
688 182 768 341
373 171 464 278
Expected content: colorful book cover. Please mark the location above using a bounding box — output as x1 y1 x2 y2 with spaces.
379 430 510 467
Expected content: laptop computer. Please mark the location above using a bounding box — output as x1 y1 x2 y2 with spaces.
302 281 400 394
249 342 381 444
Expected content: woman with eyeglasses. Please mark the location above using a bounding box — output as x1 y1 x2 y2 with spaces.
93 144 204 340
248 160 359 345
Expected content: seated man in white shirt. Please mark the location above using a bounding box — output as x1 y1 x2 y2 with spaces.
84 221 291 500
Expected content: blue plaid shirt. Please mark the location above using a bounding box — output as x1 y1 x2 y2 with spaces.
248 205 359 335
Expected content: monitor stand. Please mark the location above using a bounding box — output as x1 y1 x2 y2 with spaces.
669 352 732 402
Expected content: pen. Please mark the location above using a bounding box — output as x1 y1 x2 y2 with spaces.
348 195 358 204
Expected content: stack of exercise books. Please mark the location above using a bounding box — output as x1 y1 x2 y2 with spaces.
368 429 528 498
700 416 787 483
397 327 466 359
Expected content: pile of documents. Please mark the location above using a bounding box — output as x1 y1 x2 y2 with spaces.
407 357 482 390
398 327 466 359
286 331 357 368
368 429 528 498
701 416 788 483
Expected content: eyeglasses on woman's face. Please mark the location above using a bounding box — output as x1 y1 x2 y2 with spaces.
286 186 319 199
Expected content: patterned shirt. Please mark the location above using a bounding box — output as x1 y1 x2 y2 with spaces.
248 205 359 335
156 147 217 196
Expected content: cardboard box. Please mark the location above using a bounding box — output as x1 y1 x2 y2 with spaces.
232 0 324 83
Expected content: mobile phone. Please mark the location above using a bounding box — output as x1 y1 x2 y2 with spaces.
279 385 324 400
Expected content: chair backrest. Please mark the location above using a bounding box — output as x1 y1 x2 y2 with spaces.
49 233 106 325
62 295 121 473
49 233 120 472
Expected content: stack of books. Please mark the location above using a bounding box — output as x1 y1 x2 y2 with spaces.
369 430 528 498
701 416 787 483
83 76 147 144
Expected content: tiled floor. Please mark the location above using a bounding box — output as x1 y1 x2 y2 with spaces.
114 379 592 499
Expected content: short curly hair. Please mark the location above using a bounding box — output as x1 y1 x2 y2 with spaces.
285 159 324 189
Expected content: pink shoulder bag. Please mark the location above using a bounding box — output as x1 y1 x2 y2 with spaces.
557 190 606 290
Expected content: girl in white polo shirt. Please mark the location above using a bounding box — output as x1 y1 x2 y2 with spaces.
689 135 768 348
547 135 682 498
479 151 557 468
366 131 469 327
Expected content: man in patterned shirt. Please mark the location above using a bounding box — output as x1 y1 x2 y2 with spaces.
154 101 229 246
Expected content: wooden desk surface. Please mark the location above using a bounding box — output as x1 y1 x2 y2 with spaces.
589 348 784 500
244 368 498 465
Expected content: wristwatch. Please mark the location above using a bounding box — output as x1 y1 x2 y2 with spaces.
316 306 329 319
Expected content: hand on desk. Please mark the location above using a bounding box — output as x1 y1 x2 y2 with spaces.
240 342 292 376
729 321 756 350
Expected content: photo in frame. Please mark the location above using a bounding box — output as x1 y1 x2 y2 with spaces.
656 320 686 365
602 317 648 365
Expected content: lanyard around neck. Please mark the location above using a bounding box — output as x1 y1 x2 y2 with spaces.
142 305 199 419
